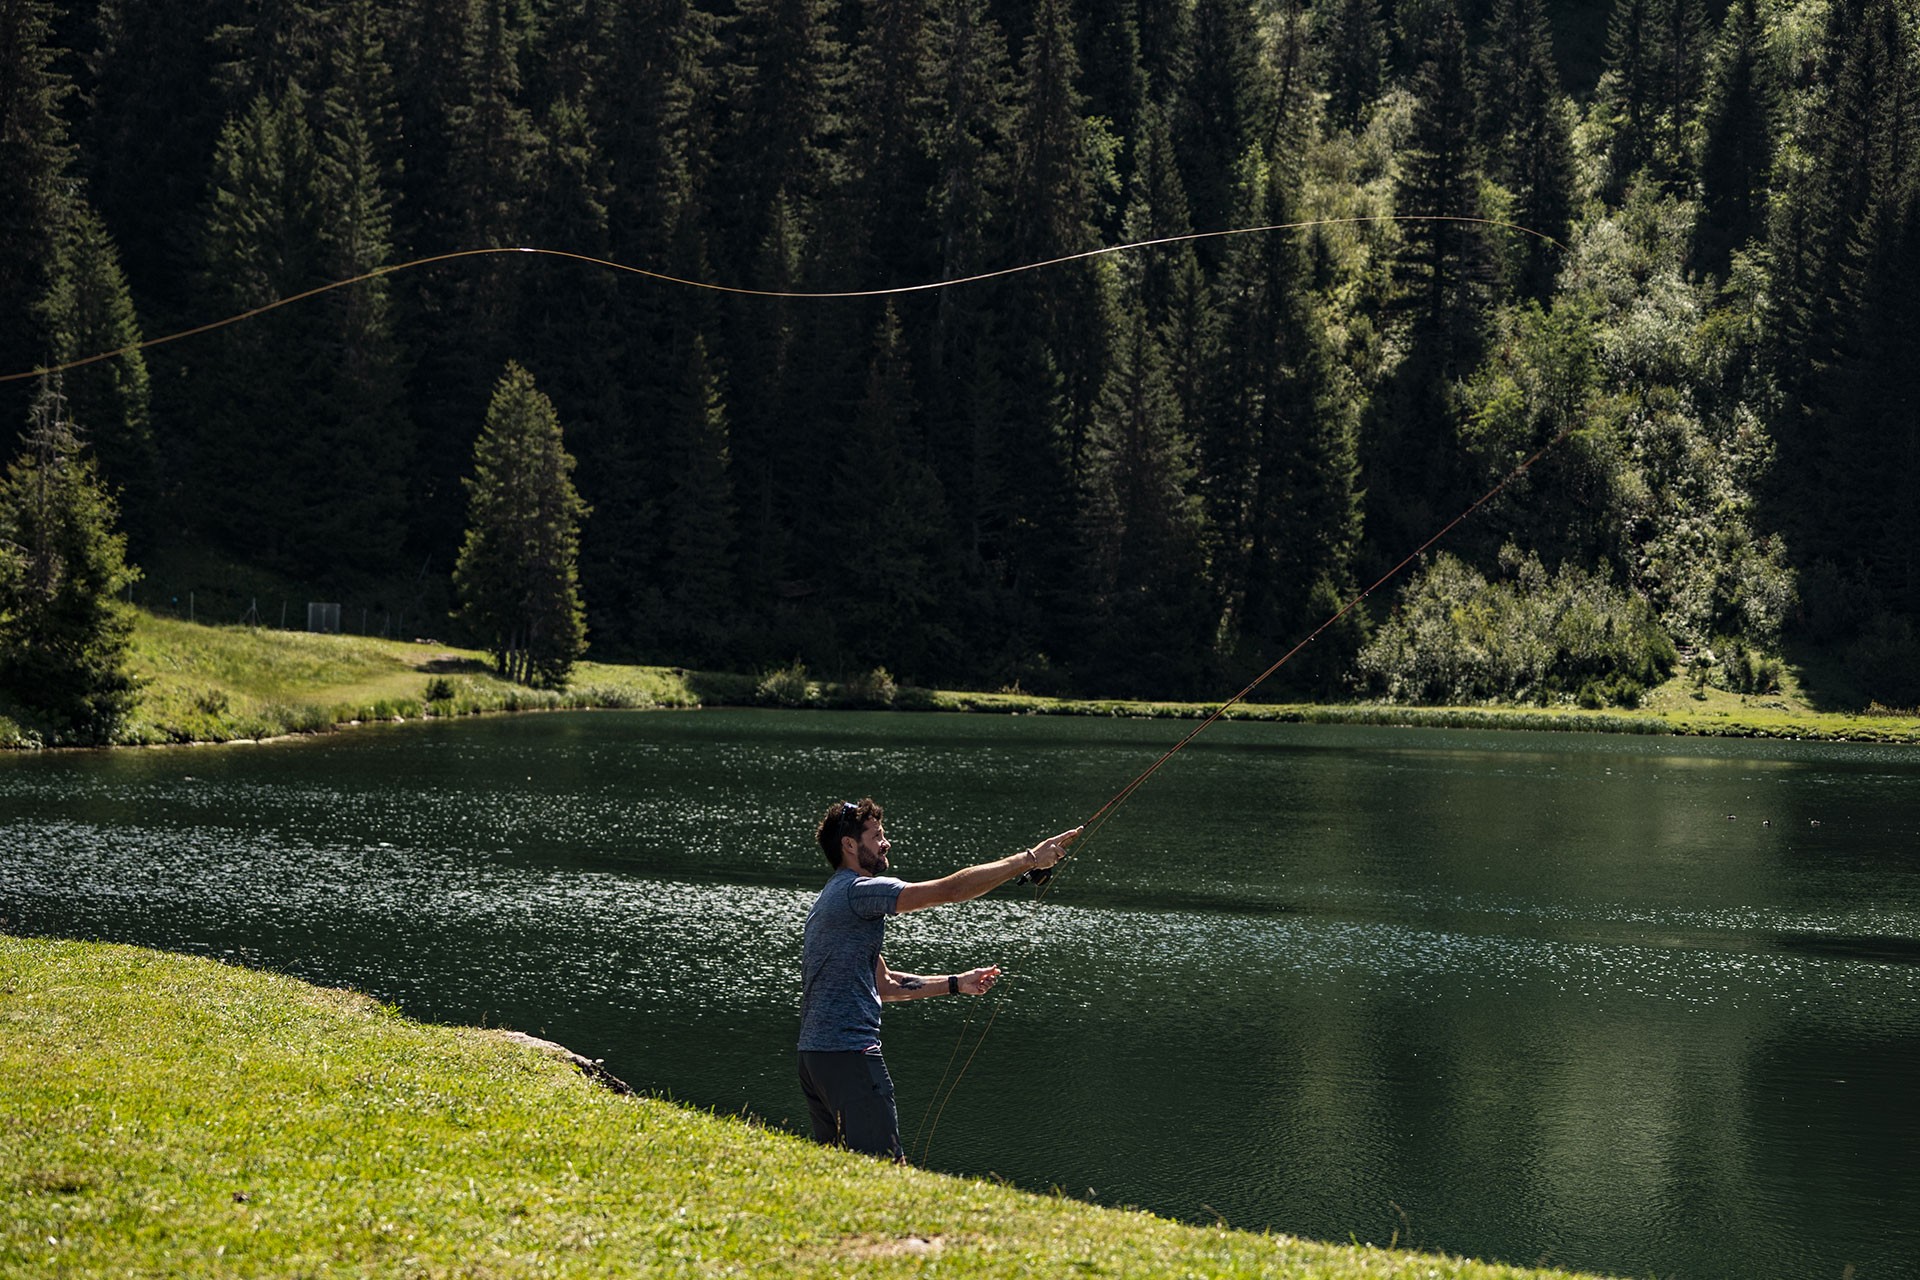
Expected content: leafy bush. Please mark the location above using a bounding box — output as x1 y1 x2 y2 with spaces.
1356 546 1676 706
756 660 813 707
846 667 897 708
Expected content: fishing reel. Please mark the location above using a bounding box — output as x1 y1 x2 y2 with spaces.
1016 861 1057 887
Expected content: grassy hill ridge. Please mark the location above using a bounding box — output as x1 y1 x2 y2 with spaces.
3 610 1916 748
0 935 1611 1279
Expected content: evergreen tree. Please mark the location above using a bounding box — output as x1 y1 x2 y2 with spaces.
410 0 546 565
1076 260 1210 697
830 306 952 676
0 384 140 744
1317 0 1388 130
1692 0 1776 278
993 0 1115 670
1077 0 1147 197
841 0 939 286
1654 0 1709 187
0 0 73 437
187 90 330 571
1205 157 1362 695
656 334 738 662
1596 0 1658 197
1394 0 1486 362
82 1 233 331
454 362 590 687
587 0 724 656
1175 0 1264 251
1478 0 1573 298
716 0 845 276
36 199 158 551
922 0 1015 629
309 0 410 580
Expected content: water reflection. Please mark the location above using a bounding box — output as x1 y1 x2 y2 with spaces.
1 711 1917 1280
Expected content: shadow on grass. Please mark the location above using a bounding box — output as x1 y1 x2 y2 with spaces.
420 656 493 676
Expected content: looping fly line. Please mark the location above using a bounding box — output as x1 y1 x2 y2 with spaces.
1 214 1564 385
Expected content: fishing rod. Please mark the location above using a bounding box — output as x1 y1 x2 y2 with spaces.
0 214 1563 385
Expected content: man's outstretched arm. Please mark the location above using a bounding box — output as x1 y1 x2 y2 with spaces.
893 827 1081 915
876 958 1003 1002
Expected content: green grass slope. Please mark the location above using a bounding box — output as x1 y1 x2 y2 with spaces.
0 936 1610 1279
3 610 1914 748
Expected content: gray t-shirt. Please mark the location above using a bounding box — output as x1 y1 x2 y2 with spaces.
798 868 906 1052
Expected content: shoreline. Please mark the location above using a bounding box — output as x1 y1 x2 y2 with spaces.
5 610 1917 749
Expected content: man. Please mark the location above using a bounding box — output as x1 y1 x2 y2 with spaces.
796 796 1081 1161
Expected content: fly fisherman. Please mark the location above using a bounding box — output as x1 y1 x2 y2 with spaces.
797 796 1081 1162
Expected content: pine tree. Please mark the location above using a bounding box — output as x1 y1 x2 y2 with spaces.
830 305 952 676
1395 0 1485 362
0 384 140 744
188 90 330 571
454 362 590 687
717 0 845 276
1692 0 1776 278
1317 0 1388 130
1204 156 1362 695
309 0 410 580
656 334 738 662
0 0 73 438
1597 0 1659 196
82 1 233 333
1005 0 1111 488
1479 0 1572 298
410 0 547 564
1175 0 1264 251
36 199 158 551
922 0 1015 625
992 0 1115 670
1076 258 1210 698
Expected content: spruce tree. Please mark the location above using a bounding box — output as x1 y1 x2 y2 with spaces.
830 305 952 676
1479 0 1572 298
1175 0 1264 252
1395 0 1486 363
36 200 158 551
1077 260 1210 698
454 362 590 688
309 0 410 580
0 384 140 744
1597 0 1658 196
1692 0 1776 278
1317 0 1388 130
188 90 330 571
1204 156 1361 696
0 0 72 438
656 335 738 663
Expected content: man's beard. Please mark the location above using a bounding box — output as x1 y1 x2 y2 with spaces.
856 847 889 876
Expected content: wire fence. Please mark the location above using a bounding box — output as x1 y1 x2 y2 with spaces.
133 584 446 644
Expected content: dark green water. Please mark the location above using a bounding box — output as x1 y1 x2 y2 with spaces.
3 709 1917 1278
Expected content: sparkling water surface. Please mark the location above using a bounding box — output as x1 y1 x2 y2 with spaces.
3 709 1917 1279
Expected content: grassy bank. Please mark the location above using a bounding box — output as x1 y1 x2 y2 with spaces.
0 935 1606 1279
1 610 1915 747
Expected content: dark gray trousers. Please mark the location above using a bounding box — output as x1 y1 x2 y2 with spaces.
797 1049 903 1162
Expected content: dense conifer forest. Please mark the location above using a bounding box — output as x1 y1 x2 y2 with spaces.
2 0 1916 709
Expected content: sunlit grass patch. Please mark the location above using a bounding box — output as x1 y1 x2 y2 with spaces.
0 936 1611 1280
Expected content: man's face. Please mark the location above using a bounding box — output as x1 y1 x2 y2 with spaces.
847 819 891 876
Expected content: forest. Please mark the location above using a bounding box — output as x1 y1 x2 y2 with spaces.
2 0 1917 714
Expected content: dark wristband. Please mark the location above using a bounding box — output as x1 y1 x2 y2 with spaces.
948 974 959 995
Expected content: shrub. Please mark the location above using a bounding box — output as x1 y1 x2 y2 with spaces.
1357 546 1676 706
757 660 812 707
846 667 897 708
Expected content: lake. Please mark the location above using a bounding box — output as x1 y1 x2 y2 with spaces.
2 709 1916 1278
